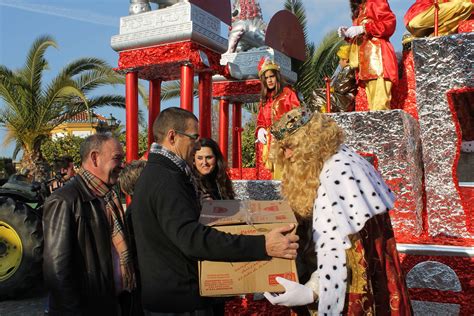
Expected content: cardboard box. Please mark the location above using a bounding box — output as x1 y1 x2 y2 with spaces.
198 200 298 296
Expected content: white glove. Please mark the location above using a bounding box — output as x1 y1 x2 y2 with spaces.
345 25 365 38
337 26 348 38
305 270 320 296
263 277 314 307
257 128 268 145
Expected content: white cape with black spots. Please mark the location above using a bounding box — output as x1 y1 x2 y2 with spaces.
312 144 395 315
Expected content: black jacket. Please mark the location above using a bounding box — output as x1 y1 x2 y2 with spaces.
43 175 118 316
131 153 269 312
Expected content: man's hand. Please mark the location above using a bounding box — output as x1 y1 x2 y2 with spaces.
263 277 315 307
264 224 299 259
345 25 365 38
257 128 268 145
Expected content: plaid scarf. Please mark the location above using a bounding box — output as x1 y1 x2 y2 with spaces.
150 143 200 203
150 143 191 174
78 168 136 292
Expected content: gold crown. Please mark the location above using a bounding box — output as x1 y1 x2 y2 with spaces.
258 57 280 77
270 107 314 141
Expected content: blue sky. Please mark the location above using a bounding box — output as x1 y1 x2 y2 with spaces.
0 0 411 158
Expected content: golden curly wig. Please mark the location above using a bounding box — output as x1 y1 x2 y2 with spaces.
270 113 345 220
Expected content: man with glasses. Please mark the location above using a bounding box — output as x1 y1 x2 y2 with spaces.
132 107 299 315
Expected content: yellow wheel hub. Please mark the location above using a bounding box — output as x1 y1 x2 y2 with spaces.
0 221 23 282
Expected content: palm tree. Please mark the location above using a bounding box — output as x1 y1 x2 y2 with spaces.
0 35 142 180
284 0 345 103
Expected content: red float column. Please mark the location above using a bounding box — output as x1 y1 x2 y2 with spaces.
180 63 194 112
126 72 139 162
325 77 332 113
232 102 242 168
148 79 161 147
198 72 212 138
218 98 229 163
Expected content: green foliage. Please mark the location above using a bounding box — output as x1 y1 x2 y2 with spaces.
41 130 149 169
242 102 260 115
118 130 149 158
297 31 344 102
41 134 84 167
284 0 344 103
241 116 256 168
0 35 148 180
160 79 198 102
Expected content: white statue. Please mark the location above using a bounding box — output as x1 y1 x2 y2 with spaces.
129 0 187 15
226 0 266 53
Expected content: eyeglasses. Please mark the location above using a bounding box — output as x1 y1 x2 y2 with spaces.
175 130 200 141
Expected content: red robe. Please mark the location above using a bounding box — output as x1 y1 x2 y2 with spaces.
352 0 399 84
256 86 301 131
256 86 300 178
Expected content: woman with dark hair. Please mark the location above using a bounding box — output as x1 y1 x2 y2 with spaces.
194 138 292 315
193 137 235 201
193 138 234 316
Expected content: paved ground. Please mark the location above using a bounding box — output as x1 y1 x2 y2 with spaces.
0 289 46 316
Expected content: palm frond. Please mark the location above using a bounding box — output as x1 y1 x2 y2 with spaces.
42 84 89 128
284 0 309 46
137 80 149 106
12 141 22 160
74 70 148 106
160 79 198 102
296 30 344 101
73 68 121 93
87 95 126 109
59 57 111 78
161 81 181 102
1 124 17 148
23 35 57 101
0 67 23 116
137 109 146 128
310 31 344 86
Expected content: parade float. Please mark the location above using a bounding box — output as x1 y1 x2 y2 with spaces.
109 0 473 314
0 1 470 313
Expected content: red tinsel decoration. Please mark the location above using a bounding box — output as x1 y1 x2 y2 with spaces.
458 19 474 33
225 295 291 316
459 186 474 234
229 168 257 180
394 50 419 120
355 85 369 111
116 41 222 81
213 79 261 103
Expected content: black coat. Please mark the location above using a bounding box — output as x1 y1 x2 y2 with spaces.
43 175 118 316
131 153 269 312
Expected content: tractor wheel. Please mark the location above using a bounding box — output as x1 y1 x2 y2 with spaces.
0 196 43 298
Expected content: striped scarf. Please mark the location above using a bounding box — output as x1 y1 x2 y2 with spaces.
150 142 190 175
78 168 136 292
149 142 200 198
